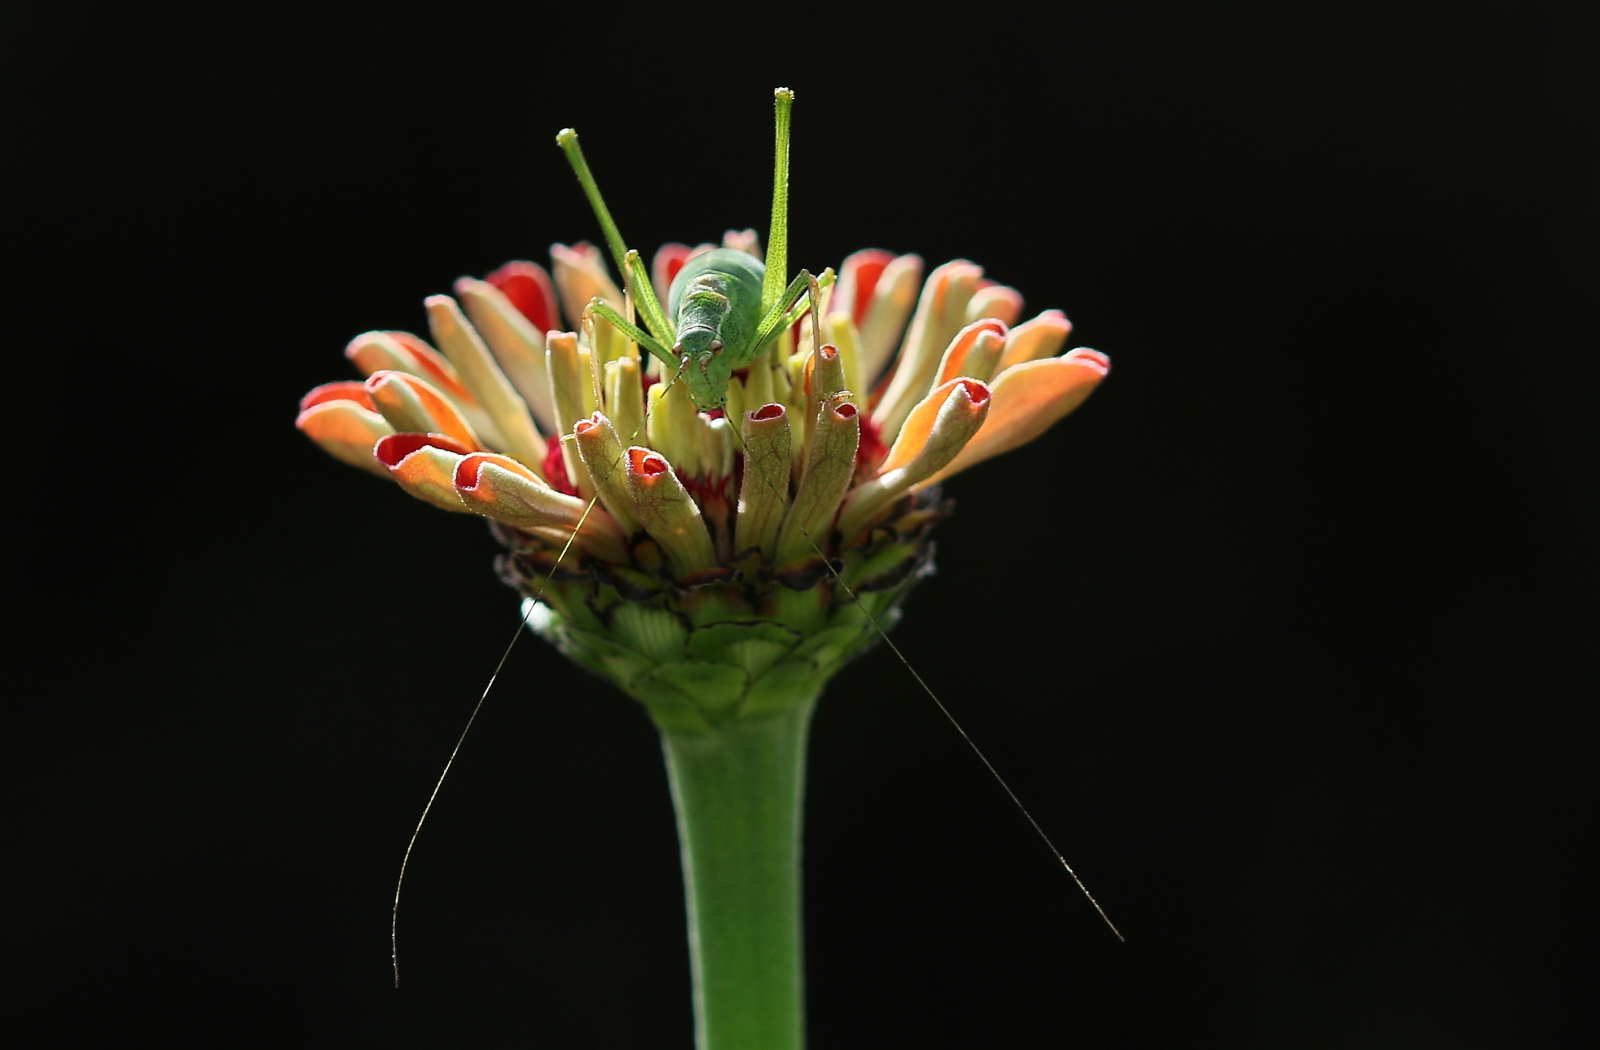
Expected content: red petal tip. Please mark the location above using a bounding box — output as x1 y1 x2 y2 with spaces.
1065 348 1111 375
299 381 374 412
374 432 471 468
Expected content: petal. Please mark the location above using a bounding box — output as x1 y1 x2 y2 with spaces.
482 260 559 334
734 404 792 556
835 249 895 326
874 259 984 443
344 331 476 407
651 243 694 307
774 400 861 565
721 228 761 256
453 451 625 560
550 242 623 328
932 319 1009 387
967 282 1024 326
920 348 1110 488
996 310 1073 373
851 252 923 391
299 380 374 413
363 370 483 451
373 433 474 512
838 380 989 540
424 295 546 468
876 377 985 480
880 376 992 477
296 396 394 475
625 447 717 578
454 276 558 434
572 412 642 535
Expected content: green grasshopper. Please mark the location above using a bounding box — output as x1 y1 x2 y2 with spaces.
557 88 831 411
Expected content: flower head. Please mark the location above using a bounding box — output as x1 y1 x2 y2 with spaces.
298 239 1107 729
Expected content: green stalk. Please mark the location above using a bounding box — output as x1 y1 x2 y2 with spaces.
657 695 817 1050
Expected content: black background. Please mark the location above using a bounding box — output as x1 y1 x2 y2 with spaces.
12 2 1595 1047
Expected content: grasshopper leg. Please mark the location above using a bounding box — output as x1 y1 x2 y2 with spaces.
750 269 814 351
589 298 679 372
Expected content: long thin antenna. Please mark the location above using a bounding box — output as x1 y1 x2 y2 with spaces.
390 509 586 987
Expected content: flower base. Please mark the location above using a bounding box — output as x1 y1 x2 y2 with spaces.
500 489 948 733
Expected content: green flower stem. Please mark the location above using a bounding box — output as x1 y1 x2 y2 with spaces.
658 695 818 1050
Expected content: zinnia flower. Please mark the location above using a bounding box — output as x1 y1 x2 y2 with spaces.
297 236 1107 726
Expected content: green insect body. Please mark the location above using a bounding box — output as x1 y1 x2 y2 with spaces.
557 89 828 411
665 247 767 409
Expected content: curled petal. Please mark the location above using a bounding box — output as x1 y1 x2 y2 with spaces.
880 374 992 477
455 451 626 561
735 404 792 556
967 282 1024 326
838 380 989 540
932 319 1009 388
806 343 848 402
625 448 716 578
344 331 476 407
373 433 473 512
482 260 559 335
922 348 1110 488
296 389 393 475
774 401 860 565
364 370 482 451
572 413 642 536
299 381 374 413
996 310 1073 373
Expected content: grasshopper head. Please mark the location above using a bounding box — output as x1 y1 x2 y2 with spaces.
675 325 733 411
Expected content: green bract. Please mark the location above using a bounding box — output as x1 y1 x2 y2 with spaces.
497 492 946 732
